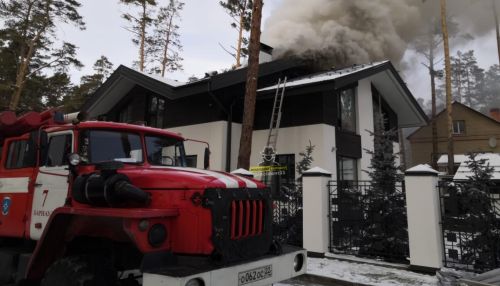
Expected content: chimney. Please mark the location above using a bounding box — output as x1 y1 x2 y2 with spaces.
259 42 273 64
490 108 500 122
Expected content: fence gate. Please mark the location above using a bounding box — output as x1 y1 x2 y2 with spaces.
439 180 500 272
272 182 303 247
328 180 409 262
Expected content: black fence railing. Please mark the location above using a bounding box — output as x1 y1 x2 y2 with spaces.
439 180 500 272
328 180 409 262
272 182 303 247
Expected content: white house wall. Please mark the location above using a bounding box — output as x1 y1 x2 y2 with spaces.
249 124 337 179
167 122 337 177
167 121 228 170
357 79 375 180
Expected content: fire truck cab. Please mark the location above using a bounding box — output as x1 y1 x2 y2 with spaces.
0 111 306 286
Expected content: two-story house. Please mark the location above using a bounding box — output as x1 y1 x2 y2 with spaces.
81 58 427 182
408 101 500 170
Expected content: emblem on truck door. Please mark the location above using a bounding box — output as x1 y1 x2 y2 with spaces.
2 197 11 216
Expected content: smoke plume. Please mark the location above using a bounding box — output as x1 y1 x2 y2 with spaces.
262 0 499 69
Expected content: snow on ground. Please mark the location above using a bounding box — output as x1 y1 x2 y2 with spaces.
287 258 439 286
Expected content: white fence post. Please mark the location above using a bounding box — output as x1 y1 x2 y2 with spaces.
302 167 332 256
405 165 443 271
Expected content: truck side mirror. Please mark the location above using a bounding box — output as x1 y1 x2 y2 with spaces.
204 147 210 170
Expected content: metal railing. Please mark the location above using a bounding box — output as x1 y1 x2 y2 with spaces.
328 180 409 262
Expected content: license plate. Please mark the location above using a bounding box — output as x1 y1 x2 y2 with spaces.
238 264 273 285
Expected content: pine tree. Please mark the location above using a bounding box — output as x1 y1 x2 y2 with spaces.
296 140 315 178
120 0 157 72
63 56 114 112
361 114 407 260
450 50 484 107
0 0 85 111
446 153 498 270
220 0 253 68
148 0 184 76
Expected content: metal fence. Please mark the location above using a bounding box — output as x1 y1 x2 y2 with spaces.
272 182 303 247
328 180 409 262
439 180 500 272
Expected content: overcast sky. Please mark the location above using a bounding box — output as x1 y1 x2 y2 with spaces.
56 1 499 103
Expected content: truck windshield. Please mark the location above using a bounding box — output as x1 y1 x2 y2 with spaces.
80 130 143 164
145 135 186 167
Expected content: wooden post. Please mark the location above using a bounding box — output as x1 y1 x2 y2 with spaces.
440 0 455 175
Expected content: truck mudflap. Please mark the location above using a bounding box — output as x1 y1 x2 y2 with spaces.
142 247 307 286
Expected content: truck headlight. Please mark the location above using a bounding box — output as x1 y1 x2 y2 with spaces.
185 278 204 286
294 253 305 272
69 153 81 166
148 224 167 247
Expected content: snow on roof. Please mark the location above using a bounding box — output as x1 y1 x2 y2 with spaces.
453 153 500 180
406 164 439 174
437 154 469 165
131 66 186 87
258 61 389 92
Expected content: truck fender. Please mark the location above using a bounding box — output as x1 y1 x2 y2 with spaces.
25 207 179 281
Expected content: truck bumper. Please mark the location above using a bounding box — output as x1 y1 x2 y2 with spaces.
142 247 306 286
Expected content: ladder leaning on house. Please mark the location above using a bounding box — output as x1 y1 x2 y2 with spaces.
266 77 287 150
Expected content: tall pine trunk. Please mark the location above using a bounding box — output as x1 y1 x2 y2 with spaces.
430 48 439 169
440 0 455 174
494 0 500 65
235 4 246 68
139 3 147 72
237 0 263 169
161 12 175 77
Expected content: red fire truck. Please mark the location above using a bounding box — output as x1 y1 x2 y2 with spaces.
0 110 306 286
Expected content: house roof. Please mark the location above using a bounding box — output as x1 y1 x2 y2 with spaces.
82 59 304 118
81 59 427 128
407 101 500 140
259 61 428 128
453 153 500 180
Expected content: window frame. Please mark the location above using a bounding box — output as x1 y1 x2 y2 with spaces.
452 120 466 135
79 129 144 165
337 156 358 182
148 95 167 129
144 134 186 167
43 131 74 168
338 87 357 134
5 139 32 170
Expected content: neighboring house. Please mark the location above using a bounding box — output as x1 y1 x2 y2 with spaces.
408 102 500 169
81 56 426 182
453 153 500 181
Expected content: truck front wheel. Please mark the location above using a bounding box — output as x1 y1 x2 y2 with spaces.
41 256 117 286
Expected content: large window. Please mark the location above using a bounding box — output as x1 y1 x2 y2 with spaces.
145 135 185 167
339 88 357 133
46 134 73 167
149 96 166 128
6 140 35 169
453 120 466 135
81 130 143 164
338 157 358 181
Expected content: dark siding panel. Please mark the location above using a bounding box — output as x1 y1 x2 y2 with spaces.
253 92 325 130
163 94 226 128
323 91 338 126
336 130 362 158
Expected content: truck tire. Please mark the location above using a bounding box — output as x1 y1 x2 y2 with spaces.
40 256 117 286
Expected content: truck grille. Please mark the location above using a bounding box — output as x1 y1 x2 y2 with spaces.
230 200 265 240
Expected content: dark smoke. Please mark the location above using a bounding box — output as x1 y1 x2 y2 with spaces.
262 0 499 69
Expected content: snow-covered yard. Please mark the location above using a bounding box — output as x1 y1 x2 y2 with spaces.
276 257 439 286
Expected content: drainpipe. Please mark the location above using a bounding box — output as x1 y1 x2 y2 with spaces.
207 80 233 172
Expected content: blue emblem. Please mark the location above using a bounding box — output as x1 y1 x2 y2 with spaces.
2 197 11 216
